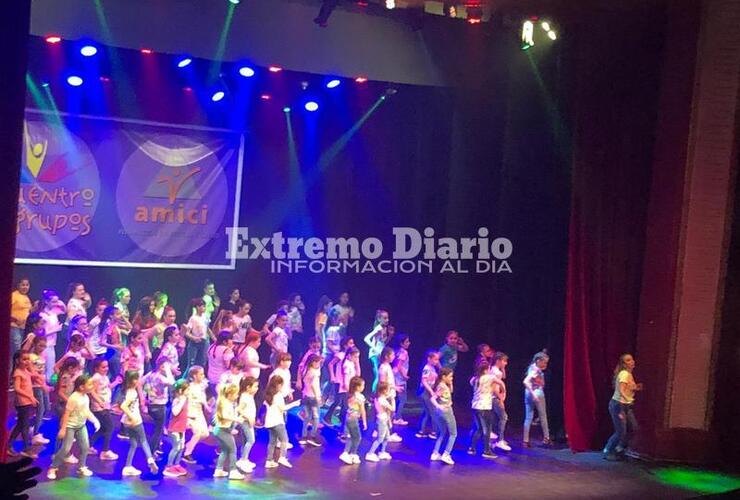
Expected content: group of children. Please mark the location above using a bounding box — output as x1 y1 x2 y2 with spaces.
7 278 554 481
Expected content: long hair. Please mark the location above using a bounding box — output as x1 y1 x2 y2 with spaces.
348 376 364 395
124 369 140 390
239 376 258 396
265 375 283 405
380 346 394 363
112 287 130 304
74 373 91 392
187 298 205 320
66 282 83 300
434 367 453 391
613 353 633 387
208 330 233 356
316 294 332 314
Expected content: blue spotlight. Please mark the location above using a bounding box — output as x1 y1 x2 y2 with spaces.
326 79 341 89
305 101 319 112
177 57 193 68
211 91 226 102
80 45 98 57
67 75 84 87
283 106 291 113
238 66 255 77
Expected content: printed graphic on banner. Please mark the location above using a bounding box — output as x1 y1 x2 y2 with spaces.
15 111 243 269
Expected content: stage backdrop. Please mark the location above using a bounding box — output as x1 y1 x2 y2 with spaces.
15 110 243 269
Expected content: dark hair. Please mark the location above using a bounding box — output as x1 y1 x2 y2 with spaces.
276 352 292 364
30 332 47 350
376 381 390 396
163 325 179 344
346 347 359 358
92 358 109 373
239 376 258 394
160 305 176 323
11 350 26 373
288 293 302 306
16 276 30 287
434 367 453 391
474 362 490 381
426 349 439 360
174 378 189 395
276 300 289 310
229 358 244 370
236 299 251 310
59 357 80 375
316 295 332 314
41 289 59 308
208 330 233 357
340 336 354 350
380 346 394 363
203 279 215 290
265 375 283 405
155 356 169 369
74 373 91 391
24 312 43 336
124 369 140 389
477 343 491 354
96 298 110 308
66 282 84 299
188 297 205 319
136 296 154 318
392 333 409 349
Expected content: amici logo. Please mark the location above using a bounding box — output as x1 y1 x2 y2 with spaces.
116 133 229 257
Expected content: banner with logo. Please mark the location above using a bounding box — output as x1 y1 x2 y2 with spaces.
14 110 243 269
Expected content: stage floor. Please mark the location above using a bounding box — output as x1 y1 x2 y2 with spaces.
18 407 739 500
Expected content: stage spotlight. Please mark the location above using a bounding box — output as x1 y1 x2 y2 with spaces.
260 94 272 100
355 76 368 83
386 0 395 9
67 75 83 87
283 106 291 113
305 101 319 112
541 21 551 31
41 82 50 88
314 0 339 27
45 35 62 44
268 65 283 73
548 30 557 40
80 45 97 57
140 48 153 55
521 20 535 50
327 79 341 89
177 57 193 68
211 91 225 102
238 66 255 77
228 0 240 4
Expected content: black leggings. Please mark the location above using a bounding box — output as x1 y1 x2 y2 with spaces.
91 410 115 451
9 405 35 451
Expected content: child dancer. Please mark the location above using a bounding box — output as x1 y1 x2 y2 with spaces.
213 384 245 479
523 350 551 447
438 330 469 373
415 350 440 439
365 381 394 462
269 352 294 402
27 335 51 445
363 310 390 392
264 375 301 468
218 358 245 391
121 330 148 377
39 290 65 382
603 353 642 460
296 336 322 392
157 326 183 378
475 343 494 368
120 370 159 476
55 358 80 418
183 365 213 464
378 347 402 442
54 331 94 374
392 334 410 426
265 311 290 367
47 374 100 480
183 298 211 372
299 354 322 447
236 376 258 472
431 368 456 465
7 351 40 458
163 379 189 478
207 330 235 386
142 357 175 456
321 310 343 404
89 359 121 460
491 352 511 452
338 376 367 465
467 362 497 459
326 347 359 429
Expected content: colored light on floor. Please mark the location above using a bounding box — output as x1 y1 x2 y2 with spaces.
260 94 272 100
177 57 193 68
327 79 341 89
80 45 98 56
283 107 291 113
652 467 740 494
67 75 83 87
268 66 283 73
99 76 111 82
238 66 255 77
140 48 153 54
45 35 62 44
355 76 368 83
211 91 225 102
541 21 551 31
548 31 557 40
305 101 319 112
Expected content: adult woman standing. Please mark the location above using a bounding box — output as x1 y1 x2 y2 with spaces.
603 353 642 460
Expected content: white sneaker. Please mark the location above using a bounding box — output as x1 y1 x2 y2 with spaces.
306 438 322 447
378 452 392 460
351 454 361 464
213 468 229 478
47 468 58 480
265 460 278 469
298 438 308 445
365 452 380 462
277 457 293 468
122 466 142 476
117 432 130 441
78 466 93 477
228 469 245 480
64 454 79 464
495 440 512 452
88 447 98 456
235 459 254 472
392 419 409 426
339 452 353 465
441 453 455 465
430 452 441 461
100 450 119 461
388 433 402 443
32 433 50 445
489 432 498 441
276 441 294 450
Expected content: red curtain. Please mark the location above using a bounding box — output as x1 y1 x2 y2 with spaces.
562 7 666 451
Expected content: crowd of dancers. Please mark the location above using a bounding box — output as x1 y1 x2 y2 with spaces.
7 276 639 481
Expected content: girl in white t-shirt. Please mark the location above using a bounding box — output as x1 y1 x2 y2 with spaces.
299 354 322 446
120 370 159 477
237 331 270 379
604 353 642 459
212 384 244 480
236 376 259 472
377 347 402 443
263 375 301 468
182 365 213 464
207 330 235 385
467 362 497 458
365 381 395 462
523 351 550 447
184 298 211 372
40 290 65 382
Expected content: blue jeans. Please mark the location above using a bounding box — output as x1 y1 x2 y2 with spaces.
33 387 47 435
604 400 638 454
51 425 89 468
344 417 361 454
214 427 237 471
185 339 208 373
267 424 288 461
167 432 185 466
469 409 492 454
10 327 23 363
125 424 153 467
418 391 436 434
433 407 457 455
369 418 389 454
492 398 508 439
395 386 407 420
302 397 320 438
523 389 549 442
240 422 255 460
147 404 167 453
